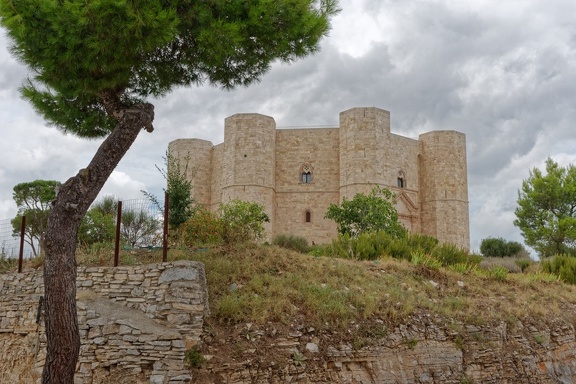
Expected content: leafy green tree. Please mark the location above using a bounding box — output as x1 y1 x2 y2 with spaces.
11 180 59 257
514 158 576 258
77 197 118 247
1 0 337 379
480 237 525 257
325 186 405 238
219 199 270 244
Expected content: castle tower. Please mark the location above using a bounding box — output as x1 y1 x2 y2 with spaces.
221 113 276 238
339 107 390 199
418 131 470 250
168 138 213 206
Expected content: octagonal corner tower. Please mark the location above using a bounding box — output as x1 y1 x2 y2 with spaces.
418 130 470 250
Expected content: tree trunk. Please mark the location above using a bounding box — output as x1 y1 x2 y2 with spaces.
41 103 154 384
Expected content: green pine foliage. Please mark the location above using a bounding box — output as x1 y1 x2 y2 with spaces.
0 0 339 137
514 158 576 258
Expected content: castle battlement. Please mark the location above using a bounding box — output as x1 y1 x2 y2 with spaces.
169 107 470 250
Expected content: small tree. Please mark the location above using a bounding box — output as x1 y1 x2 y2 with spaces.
120 209 161 247
325 186 405 238
11 180 59 257
77 197 117 248
219 199 269 244
514 158 576 258
480 237 525 257
143 151 194 230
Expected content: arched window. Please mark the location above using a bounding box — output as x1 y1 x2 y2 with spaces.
397 171 406 188
300 163 314 184
305 210 312 223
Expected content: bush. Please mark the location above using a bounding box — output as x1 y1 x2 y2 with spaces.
480 237 526 257
326 231 400 261
540 254 576 284
431 243 479 267
219 200 269 244
181 208 223 247
272 234 310 253
406 233 439 254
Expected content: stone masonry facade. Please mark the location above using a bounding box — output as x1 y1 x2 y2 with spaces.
0 261 209 384
169 107 470 249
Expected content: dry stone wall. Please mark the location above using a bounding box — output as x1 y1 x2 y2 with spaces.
0 260 208 384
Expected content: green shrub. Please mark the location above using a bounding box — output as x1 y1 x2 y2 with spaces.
184 346 205 368
488 266 509 281
272 234 309 253
406 233 439 254
410 250 442 269
449 262 478 274
385 238 412 260
540 254 576 284
431 243 479 266
219 199 269 244
515 259 533 272
480 237 526 257
181 208 222 246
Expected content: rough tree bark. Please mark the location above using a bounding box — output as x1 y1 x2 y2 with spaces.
41 102 154 384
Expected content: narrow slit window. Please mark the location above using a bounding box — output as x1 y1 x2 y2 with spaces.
397 171 406 188
305 210 311 223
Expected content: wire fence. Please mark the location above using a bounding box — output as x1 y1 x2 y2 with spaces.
0 217 28 259
0 196 168 268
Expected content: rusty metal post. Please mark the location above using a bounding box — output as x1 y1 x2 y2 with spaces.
18 215 26 273
114 201 122 267
162 192 169 262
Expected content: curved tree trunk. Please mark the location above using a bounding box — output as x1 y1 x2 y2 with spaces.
41 103 154 384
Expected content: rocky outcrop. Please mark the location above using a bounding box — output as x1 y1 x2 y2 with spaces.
198 315 576 383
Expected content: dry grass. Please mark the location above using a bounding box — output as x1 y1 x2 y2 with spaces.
166 244 576 331
15 243 576 337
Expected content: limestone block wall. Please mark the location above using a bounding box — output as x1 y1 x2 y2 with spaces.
0 261 208 384
274 128 340 244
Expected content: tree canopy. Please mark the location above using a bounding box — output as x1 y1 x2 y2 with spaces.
1 0 338 137
479 237 525 258
325 186 405 238
11 180 59 256
514 158 576 258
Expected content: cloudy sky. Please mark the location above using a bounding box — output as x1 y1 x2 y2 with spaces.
1 0 576 255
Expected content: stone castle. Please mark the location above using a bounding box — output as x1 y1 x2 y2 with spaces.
169 107 470 249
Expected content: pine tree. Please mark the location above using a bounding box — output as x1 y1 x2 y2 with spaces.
0 1 339 382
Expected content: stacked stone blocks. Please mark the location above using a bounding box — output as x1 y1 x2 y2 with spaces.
0 260 208 384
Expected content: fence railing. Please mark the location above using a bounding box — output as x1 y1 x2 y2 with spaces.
0 194 170 272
